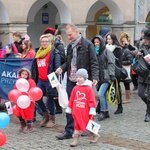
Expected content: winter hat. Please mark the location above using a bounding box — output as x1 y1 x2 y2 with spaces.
99 27 110 38
76 68 88 80
141 27 148 33
43 27 56 35
18 67 31 78
144 29 150 40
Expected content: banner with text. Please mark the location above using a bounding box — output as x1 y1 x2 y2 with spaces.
0 58 34 100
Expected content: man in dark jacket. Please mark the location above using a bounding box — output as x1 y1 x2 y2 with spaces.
55 23 99 140
43 27 66 114
137 29 150 122
13 31 24 54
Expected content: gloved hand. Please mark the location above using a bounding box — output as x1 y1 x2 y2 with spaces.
89 107 96 115
110 76 116 82
65 107 72 114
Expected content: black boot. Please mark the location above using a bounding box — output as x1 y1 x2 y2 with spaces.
114 88 123 114
144 113 150 122
105 111 110 118
144 106 150 122
98 111 109 121
96 101 100 114
114 104 123 114
54 98 62 114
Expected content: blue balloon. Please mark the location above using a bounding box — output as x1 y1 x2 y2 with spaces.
0 112 10 128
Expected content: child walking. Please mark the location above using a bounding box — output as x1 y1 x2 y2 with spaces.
14 67 36 133
65 68 99 147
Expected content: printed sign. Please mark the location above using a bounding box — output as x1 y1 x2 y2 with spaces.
42 13 49 24
0 58 34 100
47 72 60 88
5 101 13 115
86 119 101 135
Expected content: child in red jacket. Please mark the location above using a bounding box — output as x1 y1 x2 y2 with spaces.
65 68 99 147
14 67 36 133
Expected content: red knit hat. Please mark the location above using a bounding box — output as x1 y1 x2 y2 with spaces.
43 27 56 35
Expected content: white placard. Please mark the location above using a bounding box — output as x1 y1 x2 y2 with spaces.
86 120 101 135
5 101 13 115
47 72 60 88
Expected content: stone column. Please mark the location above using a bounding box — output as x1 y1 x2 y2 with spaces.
0 23 29 46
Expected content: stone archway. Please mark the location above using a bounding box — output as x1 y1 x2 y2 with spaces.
86 0 123 39
27 0 71 48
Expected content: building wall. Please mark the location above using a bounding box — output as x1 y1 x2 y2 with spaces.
0 0 149 47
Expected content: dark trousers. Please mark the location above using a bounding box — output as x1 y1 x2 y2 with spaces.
65 79 76 134
124 82 130 90
37 79 55 115
138 83 150 113
132 74 138 87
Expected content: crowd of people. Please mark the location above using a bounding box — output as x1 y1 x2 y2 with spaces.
0 23 150 147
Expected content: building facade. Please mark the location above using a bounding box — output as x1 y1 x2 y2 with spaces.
0 0 149 48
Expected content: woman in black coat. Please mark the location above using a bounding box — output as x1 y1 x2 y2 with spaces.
106 33 123 114
119 32 133 104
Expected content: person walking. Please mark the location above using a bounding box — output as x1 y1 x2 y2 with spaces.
106 33 123 114
92 35 116 121
65 68 98 147
43 27 65 114
55 23 99 140
137 29 150 122
31 34 61 128
119 32 133 104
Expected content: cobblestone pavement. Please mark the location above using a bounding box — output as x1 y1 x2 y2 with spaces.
0 85 150 150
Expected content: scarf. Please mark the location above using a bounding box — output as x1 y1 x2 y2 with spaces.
35 44 52 59
95 46 100 54
106 44 116 52
69 35 82 82
70 35 82 65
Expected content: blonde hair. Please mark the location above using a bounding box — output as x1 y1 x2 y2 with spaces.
66 23 78 31
39 34 50 42
119 32 131 46
56 34 65 45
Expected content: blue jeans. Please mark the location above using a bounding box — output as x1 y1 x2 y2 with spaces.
37 79 55 115
65 79 76 134
98 82 109 111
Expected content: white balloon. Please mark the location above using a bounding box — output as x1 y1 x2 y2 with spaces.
17 95 31 109
16 78 29 92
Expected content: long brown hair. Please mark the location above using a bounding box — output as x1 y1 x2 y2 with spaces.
22 40 32 52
